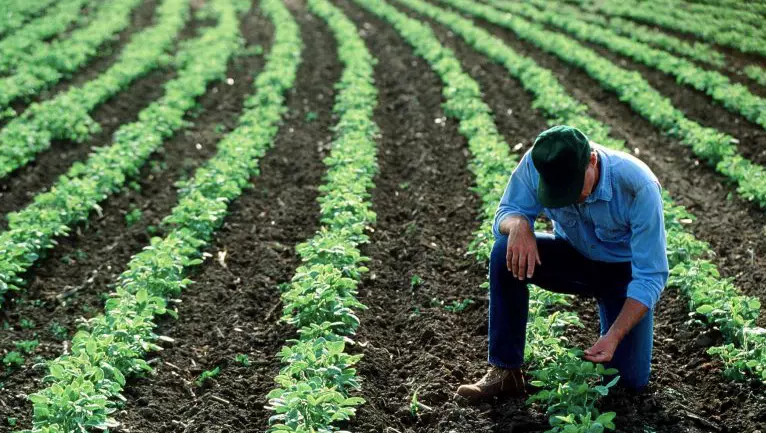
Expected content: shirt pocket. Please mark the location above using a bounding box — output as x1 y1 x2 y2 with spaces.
546 208 578 228
595 225 631 243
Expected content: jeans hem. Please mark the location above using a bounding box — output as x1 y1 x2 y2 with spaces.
488 356 522 369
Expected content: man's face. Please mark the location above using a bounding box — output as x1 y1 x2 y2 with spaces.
576 152 599 204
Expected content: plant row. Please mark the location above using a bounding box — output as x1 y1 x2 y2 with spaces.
744 65 766 87
531 0 766 89
0 0 58 37
439 0 766 209
0 0 190 181
0 0 143 110
266 0 378 430
0 0 92 75
489 0 766 131
0 0 205 308
643 0 764 29
571 0 766 57
358 0 620 431
531 0 727 68
406 0 766 384
685 0 766 16
18 0 301 430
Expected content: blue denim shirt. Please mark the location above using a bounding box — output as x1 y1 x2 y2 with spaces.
492 144 669 309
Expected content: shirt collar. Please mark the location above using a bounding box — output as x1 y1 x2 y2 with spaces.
584 146 613 203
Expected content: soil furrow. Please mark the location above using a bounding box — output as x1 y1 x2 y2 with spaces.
0 7 270 428
331 0 546 431
400 5 766 432
115 4 339 432
5 0 161 120
442 5 766 322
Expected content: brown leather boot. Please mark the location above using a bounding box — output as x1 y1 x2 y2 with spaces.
456 366 526 401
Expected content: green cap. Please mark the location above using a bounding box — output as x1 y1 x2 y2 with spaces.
531 125 591 208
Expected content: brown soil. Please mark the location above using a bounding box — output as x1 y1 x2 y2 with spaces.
0 6 271 429
114 4 340 432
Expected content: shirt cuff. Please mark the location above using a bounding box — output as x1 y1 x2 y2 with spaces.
626 283 657 310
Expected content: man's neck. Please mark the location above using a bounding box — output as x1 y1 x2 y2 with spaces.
591 152 601 195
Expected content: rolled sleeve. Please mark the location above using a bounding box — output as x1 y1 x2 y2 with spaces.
492 151 543 238
626 182 669 309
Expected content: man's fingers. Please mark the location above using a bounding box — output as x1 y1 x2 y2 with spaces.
510 250 520 278
583 350 612 363
526 251 536 279
536 249 541 266
517 253 528 281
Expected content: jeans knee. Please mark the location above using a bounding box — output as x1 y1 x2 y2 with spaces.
490 236 508 269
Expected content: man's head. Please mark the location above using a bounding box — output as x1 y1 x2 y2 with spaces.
531 125 599 208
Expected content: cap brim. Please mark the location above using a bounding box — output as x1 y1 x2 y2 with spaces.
537 174 584 209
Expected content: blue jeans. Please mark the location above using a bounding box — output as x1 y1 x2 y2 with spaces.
488 233 654 390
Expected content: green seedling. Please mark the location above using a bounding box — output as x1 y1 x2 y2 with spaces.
195 366 221 387
305 111 318 122
2 351 24 368
410 275 423 290
49 322 68 341
234 354 251 366
125 207 142 227
14 339 39 354
444 298 475 313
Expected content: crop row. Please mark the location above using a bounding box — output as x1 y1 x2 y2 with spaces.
18 0 302 430
685 0 766 15
265 0 378 430
0 0 197 307
489 0 766 131
0 0 91 75
531 0 766 90
356 0 621 430
407 0 765 383
642 0 764 29
0 0 143 110
558 9 725 68
0 0 58 37
438 0 766 209
537 1 766 90
744 65 766 87
0 0 189 181
571 0 766 57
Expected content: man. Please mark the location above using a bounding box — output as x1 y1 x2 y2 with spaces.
457 125 668 400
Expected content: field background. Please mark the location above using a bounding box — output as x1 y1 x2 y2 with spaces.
0 0 764 432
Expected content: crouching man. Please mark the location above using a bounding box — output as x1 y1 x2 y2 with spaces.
457 125 668 400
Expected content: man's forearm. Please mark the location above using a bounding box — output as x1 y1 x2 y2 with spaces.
605 298 648 342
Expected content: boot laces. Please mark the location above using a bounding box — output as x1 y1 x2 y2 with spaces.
478 367 508 386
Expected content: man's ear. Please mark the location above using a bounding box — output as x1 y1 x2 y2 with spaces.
590 151 598 166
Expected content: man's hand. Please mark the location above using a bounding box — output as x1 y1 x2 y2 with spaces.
500 215 541 280
583 334 619 363
583 299 649 363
